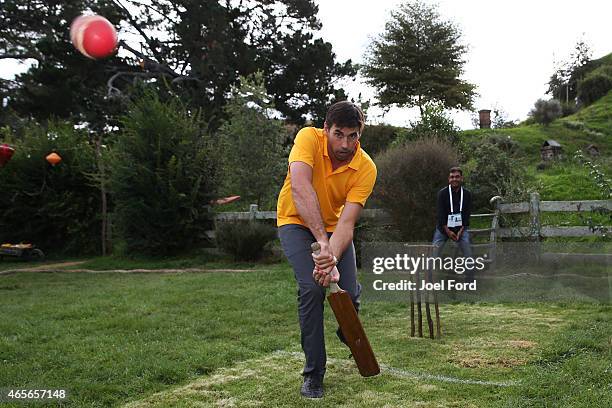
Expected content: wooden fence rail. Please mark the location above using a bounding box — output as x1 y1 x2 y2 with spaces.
215 193 611 239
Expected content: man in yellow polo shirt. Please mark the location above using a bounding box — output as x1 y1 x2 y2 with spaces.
277 101 377 398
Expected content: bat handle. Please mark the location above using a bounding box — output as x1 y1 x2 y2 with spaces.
311 242 343 292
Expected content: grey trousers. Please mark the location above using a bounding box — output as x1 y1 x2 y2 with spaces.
278 224 361 378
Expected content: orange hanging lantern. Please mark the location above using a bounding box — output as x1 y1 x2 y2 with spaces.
46 152 62 166
0 144 15 167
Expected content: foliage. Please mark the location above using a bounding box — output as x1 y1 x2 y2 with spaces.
218 73 287 209
109 90 219 255
491 106 518 128
359 124 407 158
0 0 355 130
577 65 612 106
573 151 611 199
529 99 562 126
0 121 101 254
546 39 592 104
559 101 578 117
483 133 521 156
392 104 460 147
574 150 612 238
373 138 458 240
362 0 475 116
465 141 530 211
215 221 277 261
0 0 131 131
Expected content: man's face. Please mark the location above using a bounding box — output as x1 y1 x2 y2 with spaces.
324 123 361 163
448 171 463 189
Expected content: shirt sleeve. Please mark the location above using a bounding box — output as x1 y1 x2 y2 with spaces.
288 127 318 168
463 190 472 227
346 163 377 206
437 189 447 229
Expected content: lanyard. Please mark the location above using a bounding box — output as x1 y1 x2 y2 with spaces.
448 185 463 213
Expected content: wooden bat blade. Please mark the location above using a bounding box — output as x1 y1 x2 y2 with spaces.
328 291 380 377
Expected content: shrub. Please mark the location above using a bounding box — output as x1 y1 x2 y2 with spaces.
485 134 521 156
373 138 458 240
109 90 220 256
360 124 405 157
560 101 578 117
562 120 584 131
218 73 287 210
0 121 102 254
466 142 530 211
529 99 562 126
216 221 277 260
395 104 460 146
577 67 612 106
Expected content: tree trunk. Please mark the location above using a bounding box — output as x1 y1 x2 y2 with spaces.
95 137 108 256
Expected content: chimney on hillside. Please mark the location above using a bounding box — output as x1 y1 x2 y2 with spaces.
478 109 491 129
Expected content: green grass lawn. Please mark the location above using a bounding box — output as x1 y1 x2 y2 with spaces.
1 264 610 407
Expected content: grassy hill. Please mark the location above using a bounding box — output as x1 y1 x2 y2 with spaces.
461 90 612 201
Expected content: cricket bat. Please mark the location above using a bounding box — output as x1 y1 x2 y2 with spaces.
311 242 380 377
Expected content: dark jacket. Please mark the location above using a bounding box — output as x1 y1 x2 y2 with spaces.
436 186 472 234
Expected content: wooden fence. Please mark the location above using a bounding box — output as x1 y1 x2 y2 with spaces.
214 194 612 242
215 195 610 236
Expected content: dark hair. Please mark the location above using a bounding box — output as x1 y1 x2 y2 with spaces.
449 166 463 176
324 101 365 132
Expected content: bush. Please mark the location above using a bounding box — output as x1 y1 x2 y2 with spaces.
484 134 521 156
373 138 458 240
0 121 102 254
560 101 578 117
109 90 220 256
216 221 277 260
578 67 612 106
529 99 562 126
395 104 460 146
466 142 530 211
360 124 405 157
218 73 287 210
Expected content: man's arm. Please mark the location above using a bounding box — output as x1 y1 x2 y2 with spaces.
313 202 363 287
290 161 331 249
329 202 362 261
438 189 456 239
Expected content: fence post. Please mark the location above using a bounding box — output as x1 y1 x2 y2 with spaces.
529 192 542 261
249 204 258 221
489 196 502 264
529 192 541 240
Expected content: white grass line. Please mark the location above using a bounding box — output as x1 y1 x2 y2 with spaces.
274 351 519 387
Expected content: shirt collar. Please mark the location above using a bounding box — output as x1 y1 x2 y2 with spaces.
322 133 361 171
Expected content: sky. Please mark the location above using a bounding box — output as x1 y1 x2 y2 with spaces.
1 0 610 129
316 0 612 129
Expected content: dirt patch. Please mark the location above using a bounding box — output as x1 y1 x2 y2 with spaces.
0 266 254 275
449 355 527 368
506 340 536 349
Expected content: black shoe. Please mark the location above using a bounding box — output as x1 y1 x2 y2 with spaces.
300 374 324 398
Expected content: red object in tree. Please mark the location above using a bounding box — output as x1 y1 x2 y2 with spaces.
46 152 62 166
0 143 15 167
70 14 118 59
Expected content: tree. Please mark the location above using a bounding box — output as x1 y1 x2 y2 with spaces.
218 73 287 209
393 103 460 145
0 0 132 130
362 0 476 116
529 99 562 126
0 0 356 129
546 39 592 104
109 90 220 255
0 121 102 254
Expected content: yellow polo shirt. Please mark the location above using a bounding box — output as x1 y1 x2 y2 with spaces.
276 127 377 232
